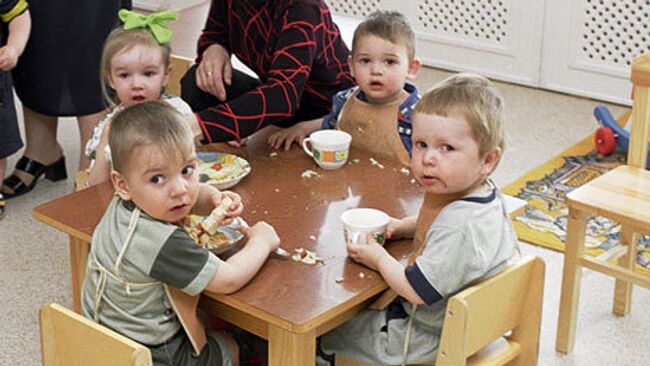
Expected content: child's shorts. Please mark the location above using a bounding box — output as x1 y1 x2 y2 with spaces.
150 329 234 366
0 70 23 160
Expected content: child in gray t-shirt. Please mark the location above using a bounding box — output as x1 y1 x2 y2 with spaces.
319 73 518 365
82 101 281 366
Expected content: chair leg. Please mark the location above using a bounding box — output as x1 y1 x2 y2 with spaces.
556 207 588 354
613 225 638 316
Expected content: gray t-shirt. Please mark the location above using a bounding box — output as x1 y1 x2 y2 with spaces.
81 197 220 346
404 184 518 329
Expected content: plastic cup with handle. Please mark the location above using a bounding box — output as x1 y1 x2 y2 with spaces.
340 208 390 246
302 130 352 170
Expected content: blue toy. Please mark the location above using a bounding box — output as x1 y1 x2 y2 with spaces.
593 105 650 169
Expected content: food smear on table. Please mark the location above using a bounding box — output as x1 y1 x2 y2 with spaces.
291 247 324 264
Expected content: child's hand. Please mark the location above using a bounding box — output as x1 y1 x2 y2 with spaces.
346 241 389 271
0 45 19 71
268 124 309 150
227 137 248 148
241 221 280 253
213 190 243 225
386 217 405 240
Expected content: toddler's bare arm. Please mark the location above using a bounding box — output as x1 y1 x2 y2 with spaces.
205 221 280 294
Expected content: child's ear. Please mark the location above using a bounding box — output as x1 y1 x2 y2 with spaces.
406 57 422 80
111 170 132 201
106 71 116 90
348 55 355 78
163 63 172 87
480 147 502 176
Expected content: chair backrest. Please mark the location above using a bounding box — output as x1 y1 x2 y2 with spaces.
167 54 193 97
628 50 650 169
40 303 152 366
435 256 545 366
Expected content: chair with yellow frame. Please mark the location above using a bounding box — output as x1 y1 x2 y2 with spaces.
168 54 193 97
40 303 152 366
555 49 650 354
336 255 546 366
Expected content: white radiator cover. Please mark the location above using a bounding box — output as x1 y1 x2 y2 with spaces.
329 0 649 105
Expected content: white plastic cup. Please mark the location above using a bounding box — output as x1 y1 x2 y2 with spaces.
302 130 352 170
340 208 390 246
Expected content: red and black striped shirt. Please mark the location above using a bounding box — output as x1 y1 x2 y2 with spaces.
195 0 354 143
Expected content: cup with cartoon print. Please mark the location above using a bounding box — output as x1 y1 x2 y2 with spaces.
340 208 389 246
302 130 352 170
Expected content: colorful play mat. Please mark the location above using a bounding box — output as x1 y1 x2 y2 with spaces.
503 133 650 273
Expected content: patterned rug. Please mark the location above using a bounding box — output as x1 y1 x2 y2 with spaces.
503 132 650 272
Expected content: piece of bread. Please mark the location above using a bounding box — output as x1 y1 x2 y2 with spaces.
199 196 233 235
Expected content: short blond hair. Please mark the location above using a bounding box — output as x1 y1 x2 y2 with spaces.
414 73 504 157
108 101 194 173
352 11 416 61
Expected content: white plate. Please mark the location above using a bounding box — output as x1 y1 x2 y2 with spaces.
184 216 246 254
197 152 251 189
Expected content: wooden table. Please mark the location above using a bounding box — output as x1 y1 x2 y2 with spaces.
34 128 423 365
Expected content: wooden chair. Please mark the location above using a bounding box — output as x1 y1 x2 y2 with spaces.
168 54 193 96
556 50 650 354
336 256 546 366
40 303 152 366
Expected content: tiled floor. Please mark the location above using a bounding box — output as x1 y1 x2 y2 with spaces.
1 3 648 365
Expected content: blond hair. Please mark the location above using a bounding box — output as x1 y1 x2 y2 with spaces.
108 101 194 173
414 73 504 158
351 11 416 61
100 27 171 106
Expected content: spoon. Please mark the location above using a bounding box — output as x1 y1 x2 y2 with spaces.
273 247 291 258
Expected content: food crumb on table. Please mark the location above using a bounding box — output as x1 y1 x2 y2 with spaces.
369 158 385 169
358 272 365 279
335 277 345 283
301 169 320 178
269 152 278 158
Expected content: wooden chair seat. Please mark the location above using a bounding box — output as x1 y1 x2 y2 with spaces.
40 303 152 366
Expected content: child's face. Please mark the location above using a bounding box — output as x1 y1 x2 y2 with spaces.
410 113 500 195
108 44 171 107
112 143 199 223
349 34 420 104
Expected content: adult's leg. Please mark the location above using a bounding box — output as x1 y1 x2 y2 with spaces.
181 65 260 112
2 107 63 196
0 159 6 218
77 111 105 171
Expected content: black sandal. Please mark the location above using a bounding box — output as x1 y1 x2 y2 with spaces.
2 156 67 199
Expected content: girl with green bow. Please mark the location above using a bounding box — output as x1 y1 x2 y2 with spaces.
84 9 194 188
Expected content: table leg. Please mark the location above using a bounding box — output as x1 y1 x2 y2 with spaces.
556 207 587 354
69 236 90 313
268 325 315 366
613 225 637 316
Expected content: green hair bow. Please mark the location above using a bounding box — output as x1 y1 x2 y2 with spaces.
118 9 177 44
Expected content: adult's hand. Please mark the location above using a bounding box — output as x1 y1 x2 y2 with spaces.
196 44 232 101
